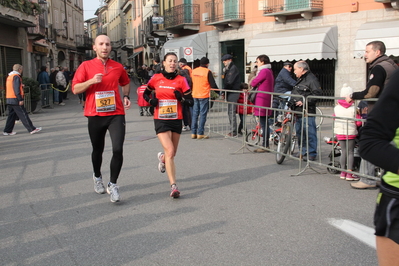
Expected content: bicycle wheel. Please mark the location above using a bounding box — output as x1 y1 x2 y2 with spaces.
276 122 292 164
315 107 323 129
246 131 260 146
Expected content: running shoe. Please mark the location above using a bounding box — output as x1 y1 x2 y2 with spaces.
30 127 42 134
170 184 180 198
93 175 105 194
107 183 120 202
3 131 17 136
158 152 166 173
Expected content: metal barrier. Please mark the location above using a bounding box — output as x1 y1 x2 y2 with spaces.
207 89 381 181
39 83 53 109
0 89 6 120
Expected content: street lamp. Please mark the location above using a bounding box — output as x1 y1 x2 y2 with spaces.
151 3 159 16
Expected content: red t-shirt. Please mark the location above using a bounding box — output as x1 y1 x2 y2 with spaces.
137 85 151 107
72 58 130 116
147 73 190 120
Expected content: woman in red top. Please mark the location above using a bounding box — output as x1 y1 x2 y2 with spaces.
144 52 193 198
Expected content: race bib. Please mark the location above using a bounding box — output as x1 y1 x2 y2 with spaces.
158 99 178 119
95 91 116 112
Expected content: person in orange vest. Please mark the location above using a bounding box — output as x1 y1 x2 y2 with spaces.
191 57 218 139
178 58 192 77
3 64 42 135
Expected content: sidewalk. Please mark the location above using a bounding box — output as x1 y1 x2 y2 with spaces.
0 84 378 265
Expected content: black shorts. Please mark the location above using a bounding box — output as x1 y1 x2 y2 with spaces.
154 119 182 135
374 192 399 244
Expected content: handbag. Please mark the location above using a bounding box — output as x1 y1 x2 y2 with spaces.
248 87 258 104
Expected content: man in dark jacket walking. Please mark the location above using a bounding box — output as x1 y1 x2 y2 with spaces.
221 54 241 137
345 40 398 189
290 61 322 161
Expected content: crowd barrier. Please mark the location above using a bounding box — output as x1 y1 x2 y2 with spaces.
40 83 54 109
207 89 381 181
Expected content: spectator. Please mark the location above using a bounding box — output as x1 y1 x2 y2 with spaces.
290 60 323 161
358 68 399 265
49 67 59 103
178 59 193 132
191 57 218 139
178 58 192 77
37 66 50 106
153 54 162 74
273 61 296 109
237 83 253 135
62 67 71 100
3 64 42 135
334 83 362 181
221 54 241 137
346 40 398 189
250 54 274 152
55 67 66 105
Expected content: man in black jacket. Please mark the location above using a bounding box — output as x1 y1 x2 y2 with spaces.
221 54 240 137
290 61 322 161
346 41 398 189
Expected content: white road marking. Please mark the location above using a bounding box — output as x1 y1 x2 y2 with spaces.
328 218 376 249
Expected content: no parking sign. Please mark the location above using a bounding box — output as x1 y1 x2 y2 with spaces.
183 47 193 62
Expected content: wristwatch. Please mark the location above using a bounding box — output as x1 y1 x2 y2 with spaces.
123 95 130 100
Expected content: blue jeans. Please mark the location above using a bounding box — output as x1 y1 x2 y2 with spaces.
191 98 209 135
259 116 271 147
295 116 317 157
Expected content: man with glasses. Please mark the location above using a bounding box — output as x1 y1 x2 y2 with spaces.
289 61 322 161
273 61 296 109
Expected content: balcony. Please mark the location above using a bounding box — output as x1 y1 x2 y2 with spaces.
164 4 200 33
75 34 93 50
121 37 134 51
27 2 47 40
263 0 323 22
0 0 40 27
205 0 245 31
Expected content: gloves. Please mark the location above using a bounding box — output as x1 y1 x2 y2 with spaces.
174 90 183 101
149 98 158 107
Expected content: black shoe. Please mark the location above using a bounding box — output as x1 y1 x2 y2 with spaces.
303 155 316 161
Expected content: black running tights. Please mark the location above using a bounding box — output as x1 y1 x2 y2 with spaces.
88 115 125 184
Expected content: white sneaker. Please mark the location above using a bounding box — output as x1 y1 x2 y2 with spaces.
30 127 42 134
157 152 166 173
107 183 120 202
3 131 17 136
93 175 105 194
59 102 66 106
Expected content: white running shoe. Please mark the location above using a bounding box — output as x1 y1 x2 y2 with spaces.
30 127 42 134
107 183 120 202
158 152 166 173
3 132 17 136
93 175 105 194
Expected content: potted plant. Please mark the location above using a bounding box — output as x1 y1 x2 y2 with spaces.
22 77 41 112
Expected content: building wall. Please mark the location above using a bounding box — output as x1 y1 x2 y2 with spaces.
203 0 398 95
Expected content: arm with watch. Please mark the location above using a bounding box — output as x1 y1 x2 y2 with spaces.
122 83 131 110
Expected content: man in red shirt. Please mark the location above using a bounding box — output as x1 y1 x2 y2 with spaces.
72 35 131 203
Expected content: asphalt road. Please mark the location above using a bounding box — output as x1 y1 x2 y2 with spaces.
0 84 379 265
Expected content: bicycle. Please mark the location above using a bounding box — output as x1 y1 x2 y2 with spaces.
245 115 262 146
274 108 297 164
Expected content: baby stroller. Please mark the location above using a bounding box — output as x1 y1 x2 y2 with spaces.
324 136 383 177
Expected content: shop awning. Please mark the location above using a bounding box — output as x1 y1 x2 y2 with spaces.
353 20 399 58
247 26 338 62
127 51 142 59
162 32 207 61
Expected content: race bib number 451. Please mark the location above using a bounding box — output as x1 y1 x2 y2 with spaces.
95 91 116 112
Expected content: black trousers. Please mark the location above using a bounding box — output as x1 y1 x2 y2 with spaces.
88 115 126 184
4 104 35 133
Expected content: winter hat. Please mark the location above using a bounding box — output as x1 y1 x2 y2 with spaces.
340 83 353 97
